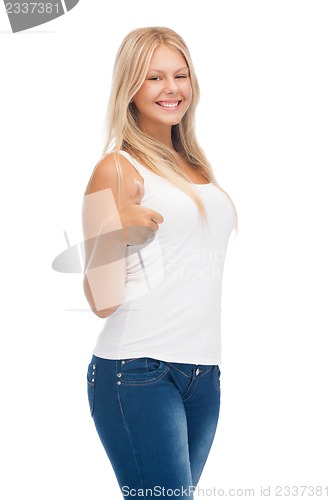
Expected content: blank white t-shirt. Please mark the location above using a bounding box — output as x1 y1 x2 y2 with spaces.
92 150 235 365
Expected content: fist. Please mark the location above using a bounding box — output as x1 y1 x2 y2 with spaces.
119 179 164 246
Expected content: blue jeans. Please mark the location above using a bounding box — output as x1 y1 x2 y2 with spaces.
87 355 221 499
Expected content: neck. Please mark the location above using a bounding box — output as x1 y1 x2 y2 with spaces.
139 122 175 150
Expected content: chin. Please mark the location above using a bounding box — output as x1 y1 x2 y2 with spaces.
162 116 183 126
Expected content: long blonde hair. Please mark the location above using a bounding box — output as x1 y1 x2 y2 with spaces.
101 26 238 233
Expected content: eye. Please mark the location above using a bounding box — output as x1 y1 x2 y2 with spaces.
148 76 161 81
176 75 188 79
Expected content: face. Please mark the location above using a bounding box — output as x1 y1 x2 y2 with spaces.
132 44 192 135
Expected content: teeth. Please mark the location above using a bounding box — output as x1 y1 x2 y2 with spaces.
158 101 179 108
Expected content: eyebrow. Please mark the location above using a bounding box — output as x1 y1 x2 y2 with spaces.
147 66 189 73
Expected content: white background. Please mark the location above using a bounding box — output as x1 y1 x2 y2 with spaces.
1 1 331 498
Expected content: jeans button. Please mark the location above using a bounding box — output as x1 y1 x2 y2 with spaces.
195 368 200 376
117 373 122 378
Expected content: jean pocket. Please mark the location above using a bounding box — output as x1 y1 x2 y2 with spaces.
118 357 168 386
87 362 96 416
213 365 221 392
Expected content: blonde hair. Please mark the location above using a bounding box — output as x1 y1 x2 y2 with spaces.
101 26 238 233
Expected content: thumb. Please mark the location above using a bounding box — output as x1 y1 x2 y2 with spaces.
133 178 145 204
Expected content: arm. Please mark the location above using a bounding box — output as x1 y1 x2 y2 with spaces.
82 154 128 318
82 152 163 318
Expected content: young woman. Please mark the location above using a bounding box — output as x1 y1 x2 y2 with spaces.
82 26 238 499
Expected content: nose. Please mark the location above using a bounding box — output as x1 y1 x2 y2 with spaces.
162 77 179 95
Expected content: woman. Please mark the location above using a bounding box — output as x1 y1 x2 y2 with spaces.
82 26 238 499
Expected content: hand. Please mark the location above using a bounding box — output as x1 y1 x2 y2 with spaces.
119 179 164 246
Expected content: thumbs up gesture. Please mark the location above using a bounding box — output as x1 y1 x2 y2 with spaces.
119 179 164 246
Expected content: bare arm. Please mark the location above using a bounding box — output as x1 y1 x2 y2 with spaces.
82 154 128 318
82 152 164 318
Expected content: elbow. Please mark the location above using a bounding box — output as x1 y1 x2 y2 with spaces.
93 304 120 318
83 275 123 318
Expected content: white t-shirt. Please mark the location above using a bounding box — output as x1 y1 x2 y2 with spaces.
92 150 235 365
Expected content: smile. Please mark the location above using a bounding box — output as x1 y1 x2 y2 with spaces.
156 100 182 109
